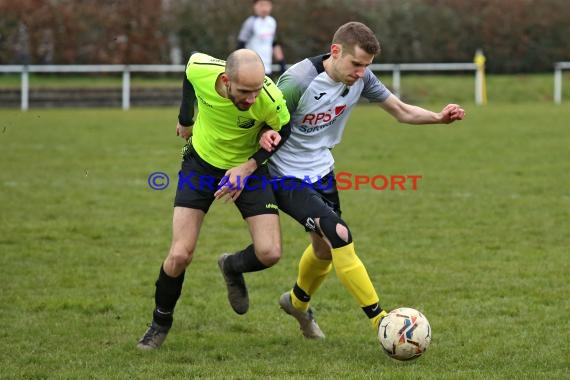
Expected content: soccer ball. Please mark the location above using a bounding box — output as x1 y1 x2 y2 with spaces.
378 307 431 361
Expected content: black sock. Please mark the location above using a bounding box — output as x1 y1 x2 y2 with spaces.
224 244 268 274
362 302 383 319
153 265 185 328
293 282 311 303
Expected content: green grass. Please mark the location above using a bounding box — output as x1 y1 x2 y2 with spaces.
379 73 570 104
1 105 569 379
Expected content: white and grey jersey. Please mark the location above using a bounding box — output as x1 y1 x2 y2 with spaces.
238 15 277 74
268 54 391 182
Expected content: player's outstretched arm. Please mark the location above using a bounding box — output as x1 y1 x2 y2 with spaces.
379 94 465 125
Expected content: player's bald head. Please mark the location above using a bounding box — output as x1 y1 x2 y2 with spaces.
225 49 265 83
222 49 265 111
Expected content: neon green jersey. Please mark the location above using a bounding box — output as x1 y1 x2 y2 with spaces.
186 53 290 169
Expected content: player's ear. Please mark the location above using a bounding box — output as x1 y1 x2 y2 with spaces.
330 44 342 58
220 73 231 85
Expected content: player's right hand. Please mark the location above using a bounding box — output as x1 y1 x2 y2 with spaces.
259 129 281 152
440 104 465 124
176 122 193 140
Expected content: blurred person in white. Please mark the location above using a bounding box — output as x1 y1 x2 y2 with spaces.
237 0 286 78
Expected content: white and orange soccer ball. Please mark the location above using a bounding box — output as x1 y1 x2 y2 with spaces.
378 307 432 361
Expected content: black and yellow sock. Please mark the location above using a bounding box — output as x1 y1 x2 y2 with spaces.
363 303 388 330
290 244 332 311
331 242 383 328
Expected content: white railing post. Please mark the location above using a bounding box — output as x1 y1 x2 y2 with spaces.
473 49 487 105
552 62 570 104
475 68 482 105
122 66 130 110
392 65 401 98
554 64 562 104
21 66 29 111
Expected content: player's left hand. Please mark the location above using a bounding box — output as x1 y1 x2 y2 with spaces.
259 129 281 152
440 104 465 124
214 161 256 202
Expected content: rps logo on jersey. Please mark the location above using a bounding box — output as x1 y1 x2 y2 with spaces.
301 105 347 125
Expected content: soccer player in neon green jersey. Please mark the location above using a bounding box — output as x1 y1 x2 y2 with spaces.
137 49 291 350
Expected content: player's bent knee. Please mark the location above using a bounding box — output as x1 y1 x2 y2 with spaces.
168 244 194 268
335 223 349 243
318 215 353 248
256 245 281 267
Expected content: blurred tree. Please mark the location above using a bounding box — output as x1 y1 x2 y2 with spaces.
0 0 568 72
420 0 570 72
0 0 167 64
170 0 250 62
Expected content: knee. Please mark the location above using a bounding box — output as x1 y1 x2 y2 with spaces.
168 242 194 269
318 215 352 248
335 223 350 243
256 244 281 267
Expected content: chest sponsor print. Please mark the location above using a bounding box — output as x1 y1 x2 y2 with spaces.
298 104 347 133
237 117 256 129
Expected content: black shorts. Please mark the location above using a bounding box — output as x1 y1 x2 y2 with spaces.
273 172 341 231
174 146 278 219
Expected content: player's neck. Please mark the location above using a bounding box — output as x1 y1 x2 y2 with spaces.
322 57 339 83
215 75 228 98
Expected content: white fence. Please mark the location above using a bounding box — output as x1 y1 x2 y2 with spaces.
0 62 483 110
554 62 570 105
368 62 482 103
0 64 184 110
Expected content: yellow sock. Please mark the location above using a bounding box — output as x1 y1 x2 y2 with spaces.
331 242 380 327
371 309 389 330
291 244 332 311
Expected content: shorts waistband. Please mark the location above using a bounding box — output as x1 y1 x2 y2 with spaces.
183 141 227 173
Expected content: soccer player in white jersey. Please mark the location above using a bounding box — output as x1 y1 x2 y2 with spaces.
266 22 465 339
237 0 286 77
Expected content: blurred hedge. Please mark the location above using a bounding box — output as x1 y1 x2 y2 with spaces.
1 0 568 73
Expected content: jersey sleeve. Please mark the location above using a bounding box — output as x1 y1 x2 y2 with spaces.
185 52 225 82
177 52 202 126
273 25 283 46
237 16 255 44
276 59 315 115
178 74 196 126
262 77 290 131
361 69 392 102
265 94 290 132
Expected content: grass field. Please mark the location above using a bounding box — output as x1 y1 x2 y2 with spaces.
1 103 569 379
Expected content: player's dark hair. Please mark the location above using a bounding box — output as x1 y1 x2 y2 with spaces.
332 22 381 56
